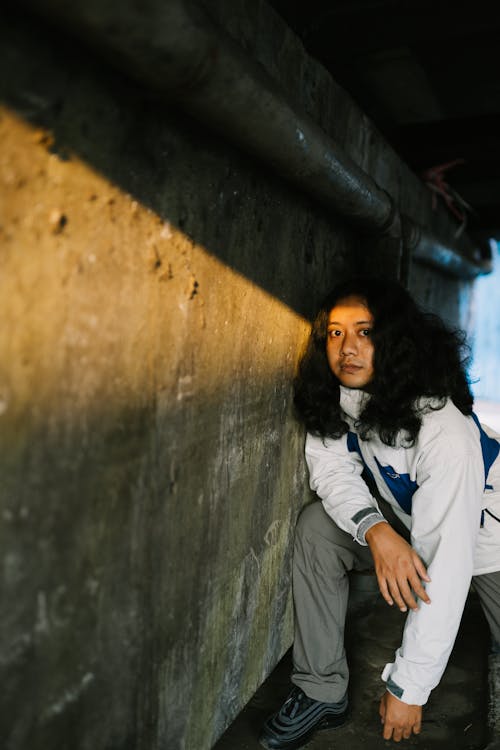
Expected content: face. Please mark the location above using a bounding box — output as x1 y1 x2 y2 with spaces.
326 295 375 389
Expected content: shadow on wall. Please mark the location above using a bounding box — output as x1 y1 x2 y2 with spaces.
0 9 365 324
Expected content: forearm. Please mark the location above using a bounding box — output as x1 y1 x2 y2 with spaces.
383 539 473 704
380 450 482 704
306 432 383 544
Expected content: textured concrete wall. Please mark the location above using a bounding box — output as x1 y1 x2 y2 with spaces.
0 4 475 750
408 261 475 331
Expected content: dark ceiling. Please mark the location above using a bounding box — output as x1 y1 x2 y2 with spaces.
269 0 500 239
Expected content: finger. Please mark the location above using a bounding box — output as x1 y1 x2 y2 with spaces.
412 554 431 583
410 559 431 603
403 726 412 739
413 721 422 735
409 579 431 605
392 728 403 743
397 579 419 611
377 576 394 606
387 579 408 613
382 723 394 741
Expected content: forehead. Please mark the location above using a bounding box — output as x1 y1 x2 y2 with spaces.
328 295 373 323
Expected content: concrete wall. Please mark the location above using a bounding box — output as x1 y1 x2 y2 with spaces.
0 3 475 749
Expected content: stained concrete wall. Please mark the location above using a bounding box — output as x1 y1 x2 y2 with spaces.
0 3 476 750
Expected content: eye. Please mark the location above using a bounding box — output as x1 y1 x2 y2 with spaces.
360 328 372 337
328 329 342 338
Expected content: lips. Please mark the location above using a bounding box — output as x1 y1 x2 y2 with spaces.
341 364 362 373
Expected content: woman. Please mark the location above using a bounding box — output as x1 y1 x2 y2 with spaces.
260 277 500 748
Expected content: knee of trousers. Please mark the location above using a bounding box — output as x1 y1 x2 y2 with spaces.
295 502 329 538
294 502 359 576
295 501 348 540
294 502 352 563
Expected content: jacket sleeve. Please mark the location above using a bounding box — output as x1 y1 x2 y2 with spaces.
305 432 386 545
382 432 484 705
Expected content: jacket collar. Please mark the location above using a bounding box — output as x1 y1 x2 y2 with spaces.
339 386 370 420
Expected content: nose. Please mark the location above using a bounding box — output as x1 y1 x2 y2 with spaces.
341 331 358 356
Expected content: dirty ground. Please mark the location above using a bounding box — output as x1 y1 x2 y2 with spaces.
214 582 490 750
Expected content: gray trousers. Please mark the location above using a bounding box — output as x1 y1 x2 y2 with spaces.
291 501 500 703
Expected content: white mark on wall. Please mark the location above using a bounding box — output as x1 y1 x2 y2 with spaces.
0 394 8 415
40 672 95 723
85 577 99 596
247 546 261 573
2 506 29 522
160 221 173 240
35 591 50 635
177 374 194 402
265 429 280 445
264 520 282 547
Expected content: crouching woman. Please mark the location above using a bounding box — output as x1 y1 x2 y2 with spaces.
260 277 500 748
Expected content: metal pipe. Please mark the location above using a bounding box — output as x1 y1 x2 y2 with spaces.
16 0 490 277
12 0 397 235
412 233 493 279
402 218 493 279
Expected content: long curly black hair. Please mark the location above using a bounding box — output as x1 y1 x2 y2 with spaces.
294 277 473 446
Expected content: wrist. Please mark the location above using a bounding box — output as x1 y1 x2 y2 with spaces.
364 519 389 544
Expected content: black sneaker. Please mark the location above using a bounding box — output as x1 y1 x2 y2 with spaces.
259 685 349 750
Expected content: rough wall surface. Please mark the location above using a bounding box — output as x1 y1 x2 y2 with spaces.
0 3 473 750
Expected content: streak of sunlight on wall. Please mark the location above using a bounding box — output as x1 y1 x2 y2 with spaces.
0 108 310 434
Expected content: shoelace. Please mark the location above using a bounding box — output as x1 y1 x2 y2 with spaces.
283 688 312 719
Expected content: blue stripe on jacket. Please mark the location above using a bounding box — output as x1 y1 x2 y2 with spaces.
347 414 500 516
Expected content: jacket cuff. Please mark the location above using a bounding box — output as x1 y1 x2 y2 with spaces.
352 509 387 545
381 663 430 706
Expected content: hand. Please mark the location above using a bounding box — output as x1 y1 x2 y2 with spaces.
379 691 422 742
365 522 431 612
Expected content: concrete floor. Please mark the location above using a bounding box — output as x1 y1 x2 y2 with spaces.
214 583 491 750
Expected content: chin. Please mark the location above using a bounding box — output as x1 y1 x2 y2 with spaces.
338 376 371 389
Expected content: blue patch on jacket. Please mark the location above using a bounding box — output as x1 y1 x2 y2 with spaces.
347 431 376 486
373 457 417 515
472 412 500 489
348 431 416 514
348 418 500 516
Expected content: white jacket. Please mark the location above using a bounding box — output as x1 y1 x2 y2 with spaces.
305 386 500 705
